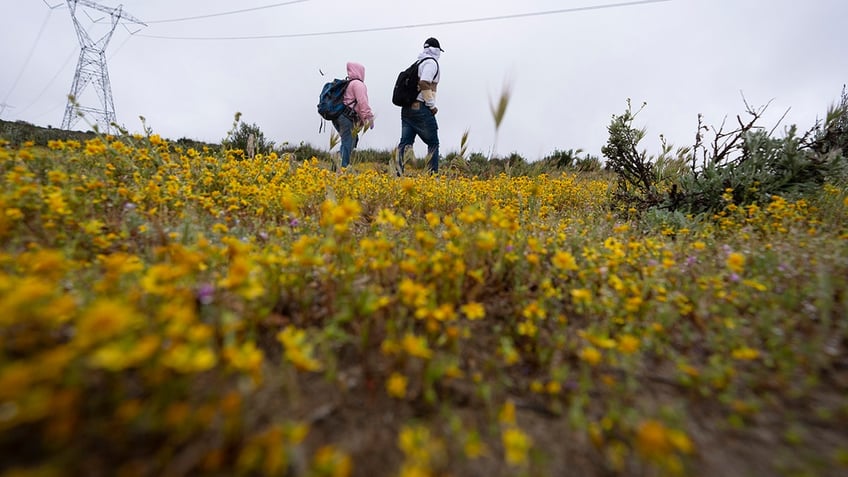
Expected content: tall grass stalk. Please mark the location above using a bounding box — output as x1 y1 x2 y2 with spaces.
489 80 512 165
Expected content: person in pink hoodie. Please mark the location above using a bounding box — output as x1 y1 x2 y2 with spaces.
334 62 374 168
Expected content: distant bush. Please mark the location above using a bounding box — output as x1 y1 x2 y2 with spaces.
541 149 603 173
222 118 275 157
0 119 96 146
353 148 393 166
279 141 330 162
602 93 848 216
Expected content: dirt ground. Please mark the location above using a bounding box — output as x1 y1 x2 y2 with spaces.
248 328 848 477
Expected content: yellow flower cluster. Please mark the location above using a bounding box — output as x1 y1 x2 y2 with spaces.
0 136 844 476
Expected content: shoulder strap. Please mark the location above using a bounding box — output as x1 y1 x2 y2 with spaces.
343 78 361 109
417 57 439 80
343 77 363 88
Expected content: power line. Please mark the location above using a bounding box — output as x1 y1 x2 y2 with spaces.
14 48 77 117
139 0 673 41
2 9 53 106
143 0 309 24
0 103 15 118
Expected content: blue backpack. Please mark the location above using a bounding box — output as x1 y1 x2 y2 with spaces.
317 78 358 121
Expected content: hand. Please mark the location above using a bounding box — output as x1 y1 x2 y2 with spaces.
430 107 438 115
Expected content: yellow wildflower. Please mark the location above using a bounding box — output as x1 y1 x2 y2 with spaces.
731 347 760 361
277 326 322 372
401 333 433 360
588 335 616 349
726 252 746 273
425 211 440 228
635 419 673 459
460 301 485 320
5 207 23 220
45 190 71 215
386 372 408 399
516 320 537 337
502 427 532 466
76 299 140 347
380 338 401 356
431 303 456 321
464 433 487 459
376 208 407 228
669 429 694 454
224 342 262 374
617 334 640 354
148 134 165 146
552 250 579 271
570 288 593 305
500 339 520 365
498 400 516 426
312 446 352 477
530 380 544 394
398 465 430 477
398 278 430 308
742 279 767 292
475 230 497 251
84 139 107 156
579 346 602 366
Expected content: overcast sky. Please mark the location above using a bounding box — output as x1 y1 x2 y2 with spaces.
2 0 846 161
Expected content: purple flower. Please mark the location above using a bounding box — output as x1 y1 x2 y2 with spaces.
728 273 740 283
289 218 299 228
196 283 215 305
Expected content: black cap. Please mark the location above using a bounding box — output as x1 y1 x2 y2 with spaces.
424 37 444 52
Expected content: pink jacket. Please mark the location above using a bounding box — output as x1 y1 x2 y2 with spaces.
344 62 374 127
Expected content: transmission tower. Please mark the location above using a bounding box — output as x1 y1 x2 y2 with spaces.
0 103 14 118
61 0 145 133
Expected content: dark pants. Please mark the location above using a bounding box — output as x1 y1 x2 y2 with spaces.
397 103 439 175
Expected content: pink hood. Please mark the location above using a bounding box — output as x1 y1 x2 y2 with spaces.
344 62 374 125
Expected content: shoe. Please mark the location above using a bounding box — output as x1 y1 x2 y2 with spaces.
394 155 404 177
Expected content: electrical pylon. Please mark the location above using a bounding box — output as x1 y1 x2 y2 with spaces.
61 0 145 133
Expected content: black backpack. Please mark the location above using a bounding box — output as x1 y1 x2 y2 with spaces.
392 58 438 107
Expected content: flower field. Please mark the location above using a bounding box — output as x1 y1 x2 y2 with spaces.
1 134 847 477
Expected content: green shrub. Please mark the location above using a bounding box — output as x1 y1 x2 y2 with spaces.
603 94 848 216
810 84 848 157
541 149 604 173
222 118 274 156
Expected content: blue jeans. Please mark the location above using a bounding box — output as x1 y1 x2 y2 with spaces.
397 104 439 175
332 113 358 168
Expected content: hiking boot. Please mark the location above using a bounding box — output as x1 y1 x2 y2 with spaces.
394 153 404 177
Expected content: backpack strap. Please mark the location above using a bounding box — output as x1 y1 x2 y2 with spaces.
343 78 362 120
417 57 439 82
